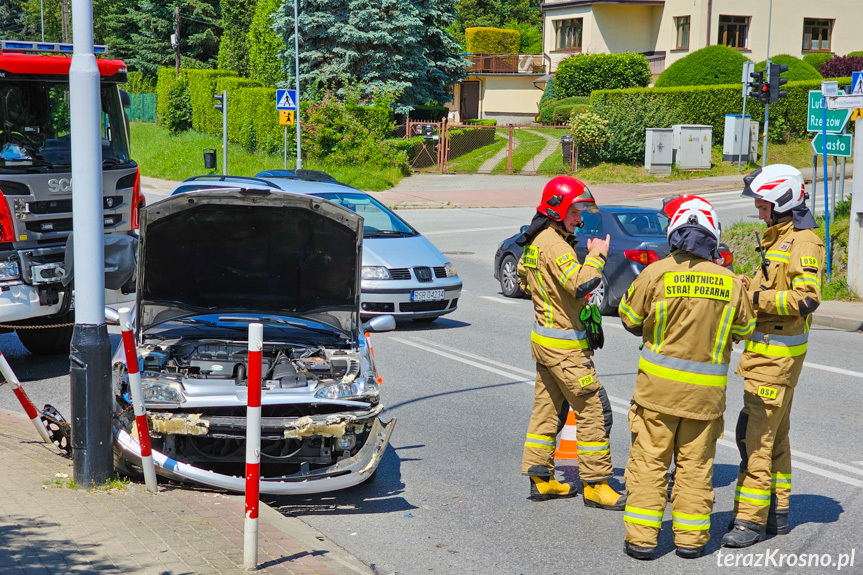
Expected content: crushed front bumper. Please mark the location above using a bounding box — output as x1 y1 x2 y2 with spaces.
114 416 396 495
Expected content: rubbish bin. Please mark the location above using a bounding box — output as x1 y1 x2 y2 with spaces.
203 148 217 170
561 135 573 166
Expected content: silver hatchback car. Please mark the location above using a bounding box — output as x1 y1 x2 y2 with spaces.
172 172 463 323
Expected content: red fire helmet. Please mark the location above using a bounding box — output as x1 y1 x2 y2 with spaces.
537 176 598 221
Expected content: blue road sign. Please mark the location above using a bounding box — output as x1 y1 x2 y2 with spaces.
853 71 863 96
276 89 297 110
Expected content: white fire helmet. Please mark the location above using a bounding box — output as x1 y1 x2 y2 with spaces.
741 164 807 214
665 196 721 244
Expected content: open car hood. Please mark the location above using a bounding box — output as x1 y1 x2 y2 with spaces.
137 189 362 337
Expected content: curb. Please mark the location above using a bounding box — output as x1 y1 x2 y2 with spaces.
811 313 863 332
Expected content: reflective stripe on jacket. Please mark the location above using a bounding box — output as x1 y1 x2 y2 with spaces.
619 251 756 420
736 220 825 386
517 224 605 366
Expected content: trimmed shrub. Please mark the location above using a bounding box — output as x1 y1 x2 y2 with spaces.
570 112 611 166
156 68 186 126
802 52 834 72
348 105 393 140
539 100 557 124
122 72 156 94
163 80 192 134
555 96 591 107
555 53 651 98
755 54 821 82
655 45 751 87
465 27 520 54
539 76 556 108
819 56 863 79
464 119 497 126
847 51 863 58
552 104 589 124
410 105 449 121
590 92 680 163
184 69 240 134
248 0 287 87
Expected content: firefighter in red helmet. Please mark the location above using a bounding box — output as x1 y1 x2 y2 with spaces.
515 176 625 509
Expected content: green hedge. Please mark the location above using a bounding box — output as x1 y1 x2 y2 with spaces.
552 104 589 124
539 101 557 124
655 45 750 87
465 27 520 54
410 105 449 121
755 54 821 82
184 69 241 134
464 119 497 126
590 77 853 162
348 105 393 139
156 68 181 126
802 52 833 71
248 0 286 86
122 71 156 94
555 53 651 98
847 51 863 58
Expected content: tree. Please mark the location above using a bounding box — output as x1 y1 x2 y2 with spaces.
274 0 465 113
451 0 539 43
248 0 285 86
218 0 255 76
0 0 26 39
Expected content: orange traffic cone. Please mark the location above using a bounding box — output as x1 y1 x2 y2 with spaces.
555 407 578 460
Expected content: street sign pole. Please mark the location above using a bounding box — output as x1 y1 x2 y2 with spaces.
822 97 832 278
848 116 863 297
293 0 302 170
69 0 113 487
284 125 288 169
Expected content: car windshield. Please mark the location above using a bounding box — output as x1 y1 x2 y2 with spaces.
312 192 417 237
0 80 131 170
614 212 668 238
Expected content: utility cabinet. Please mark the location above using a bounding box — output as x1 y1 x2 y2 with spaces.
723 115 752 162
673 124 712 170
644 128 673 175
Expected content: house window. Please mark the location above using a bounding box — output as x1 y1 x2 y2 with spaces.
555 19 583 51
718 15 750 49
675 16 690 50
803 18 833 51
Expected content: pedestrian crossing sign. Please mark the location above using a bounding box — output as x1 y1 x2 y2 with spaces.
853 72 863 96
276 89 297 110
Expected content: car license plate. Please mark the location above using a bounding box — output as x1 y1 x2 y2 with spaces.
411 289 445 302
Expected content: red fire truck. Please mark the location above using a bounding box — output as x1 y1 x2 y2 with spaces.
0 40 143 354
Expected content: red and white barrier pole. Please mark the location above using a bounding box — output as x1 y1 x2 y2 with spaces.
119 307 158 493
244 323 263 571
0 350 52 444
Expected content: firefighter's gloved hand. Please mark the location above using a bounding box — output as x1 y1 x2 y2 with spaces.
581 305 604 350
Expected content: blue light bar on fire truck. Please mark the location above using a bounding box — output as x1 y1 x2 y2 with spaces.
0 40 108 54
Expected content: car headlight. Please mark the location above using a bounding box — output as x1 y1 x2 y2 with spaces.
445 262 458 278
362 266 392 280
314 374 379 400
0 260 20 281
140 376 186 405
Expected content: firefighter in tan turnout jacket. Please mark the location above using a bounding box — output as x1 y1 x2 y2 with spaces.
515 176 625 510
723 165 825 549
619 196 756 560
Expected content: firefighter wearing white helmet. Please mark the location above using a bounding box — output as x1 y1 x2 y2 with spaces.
723 165 825 549
515 176 625 510
619 196 755 560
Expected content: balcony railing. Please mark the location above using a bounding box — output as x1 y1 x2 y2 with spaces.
645 52 666 75
465 53 545 74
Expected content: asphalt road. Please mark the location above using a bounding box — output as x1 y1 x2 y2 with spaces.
267 205 863 575
0 194 859 574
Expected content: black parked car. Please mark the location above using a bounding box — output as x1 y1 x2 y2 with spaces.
493 206 734 314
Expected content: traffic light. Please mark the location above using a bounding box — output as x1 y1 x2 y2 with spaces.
748 71 766 102
214 93 225 113
769 63 789 103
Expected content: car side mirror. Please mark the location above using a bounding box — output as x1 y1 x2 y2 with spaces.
363 314 395 333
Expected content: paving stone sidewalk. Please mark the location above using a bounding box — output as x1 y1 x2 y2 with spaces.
0 411 372 575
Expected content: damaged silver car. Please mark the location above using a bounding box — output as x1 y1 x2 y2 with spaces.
112 187 396 494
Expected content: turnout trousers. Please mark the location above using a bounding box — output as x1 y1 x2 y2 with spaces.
623 404 723 549
733 379 795 524
521 358 613 482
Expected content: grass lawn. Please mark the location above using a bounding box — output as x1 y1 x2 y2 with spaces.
492 129 546 173
130 122 406 192
447 134 507 173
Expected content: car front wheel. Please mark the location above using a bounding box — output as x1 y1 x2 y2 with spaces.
589 275 614 315
499 254 524 298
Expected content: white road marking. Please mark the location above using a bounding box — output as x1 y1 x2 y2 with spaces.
422 225 521 236
394 336 863 488
478 296 521 305
854 461 863 466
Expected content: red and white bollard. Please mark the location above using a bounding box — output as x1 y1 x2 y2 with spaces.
119 307 158 493
244 323 263 571
0 350 52 444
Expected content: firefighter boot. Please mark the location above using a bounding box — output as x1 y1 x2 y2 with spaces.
582 480 626 510
766 496 790 535
528 466 578 501
676 546 705 559
624 542 656 561
722 520 766 548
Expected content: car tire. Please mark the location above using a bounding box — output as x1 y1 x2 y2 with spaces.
499 254 524 298
589 275 614 316
15 312 75 355
412 317 437 324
